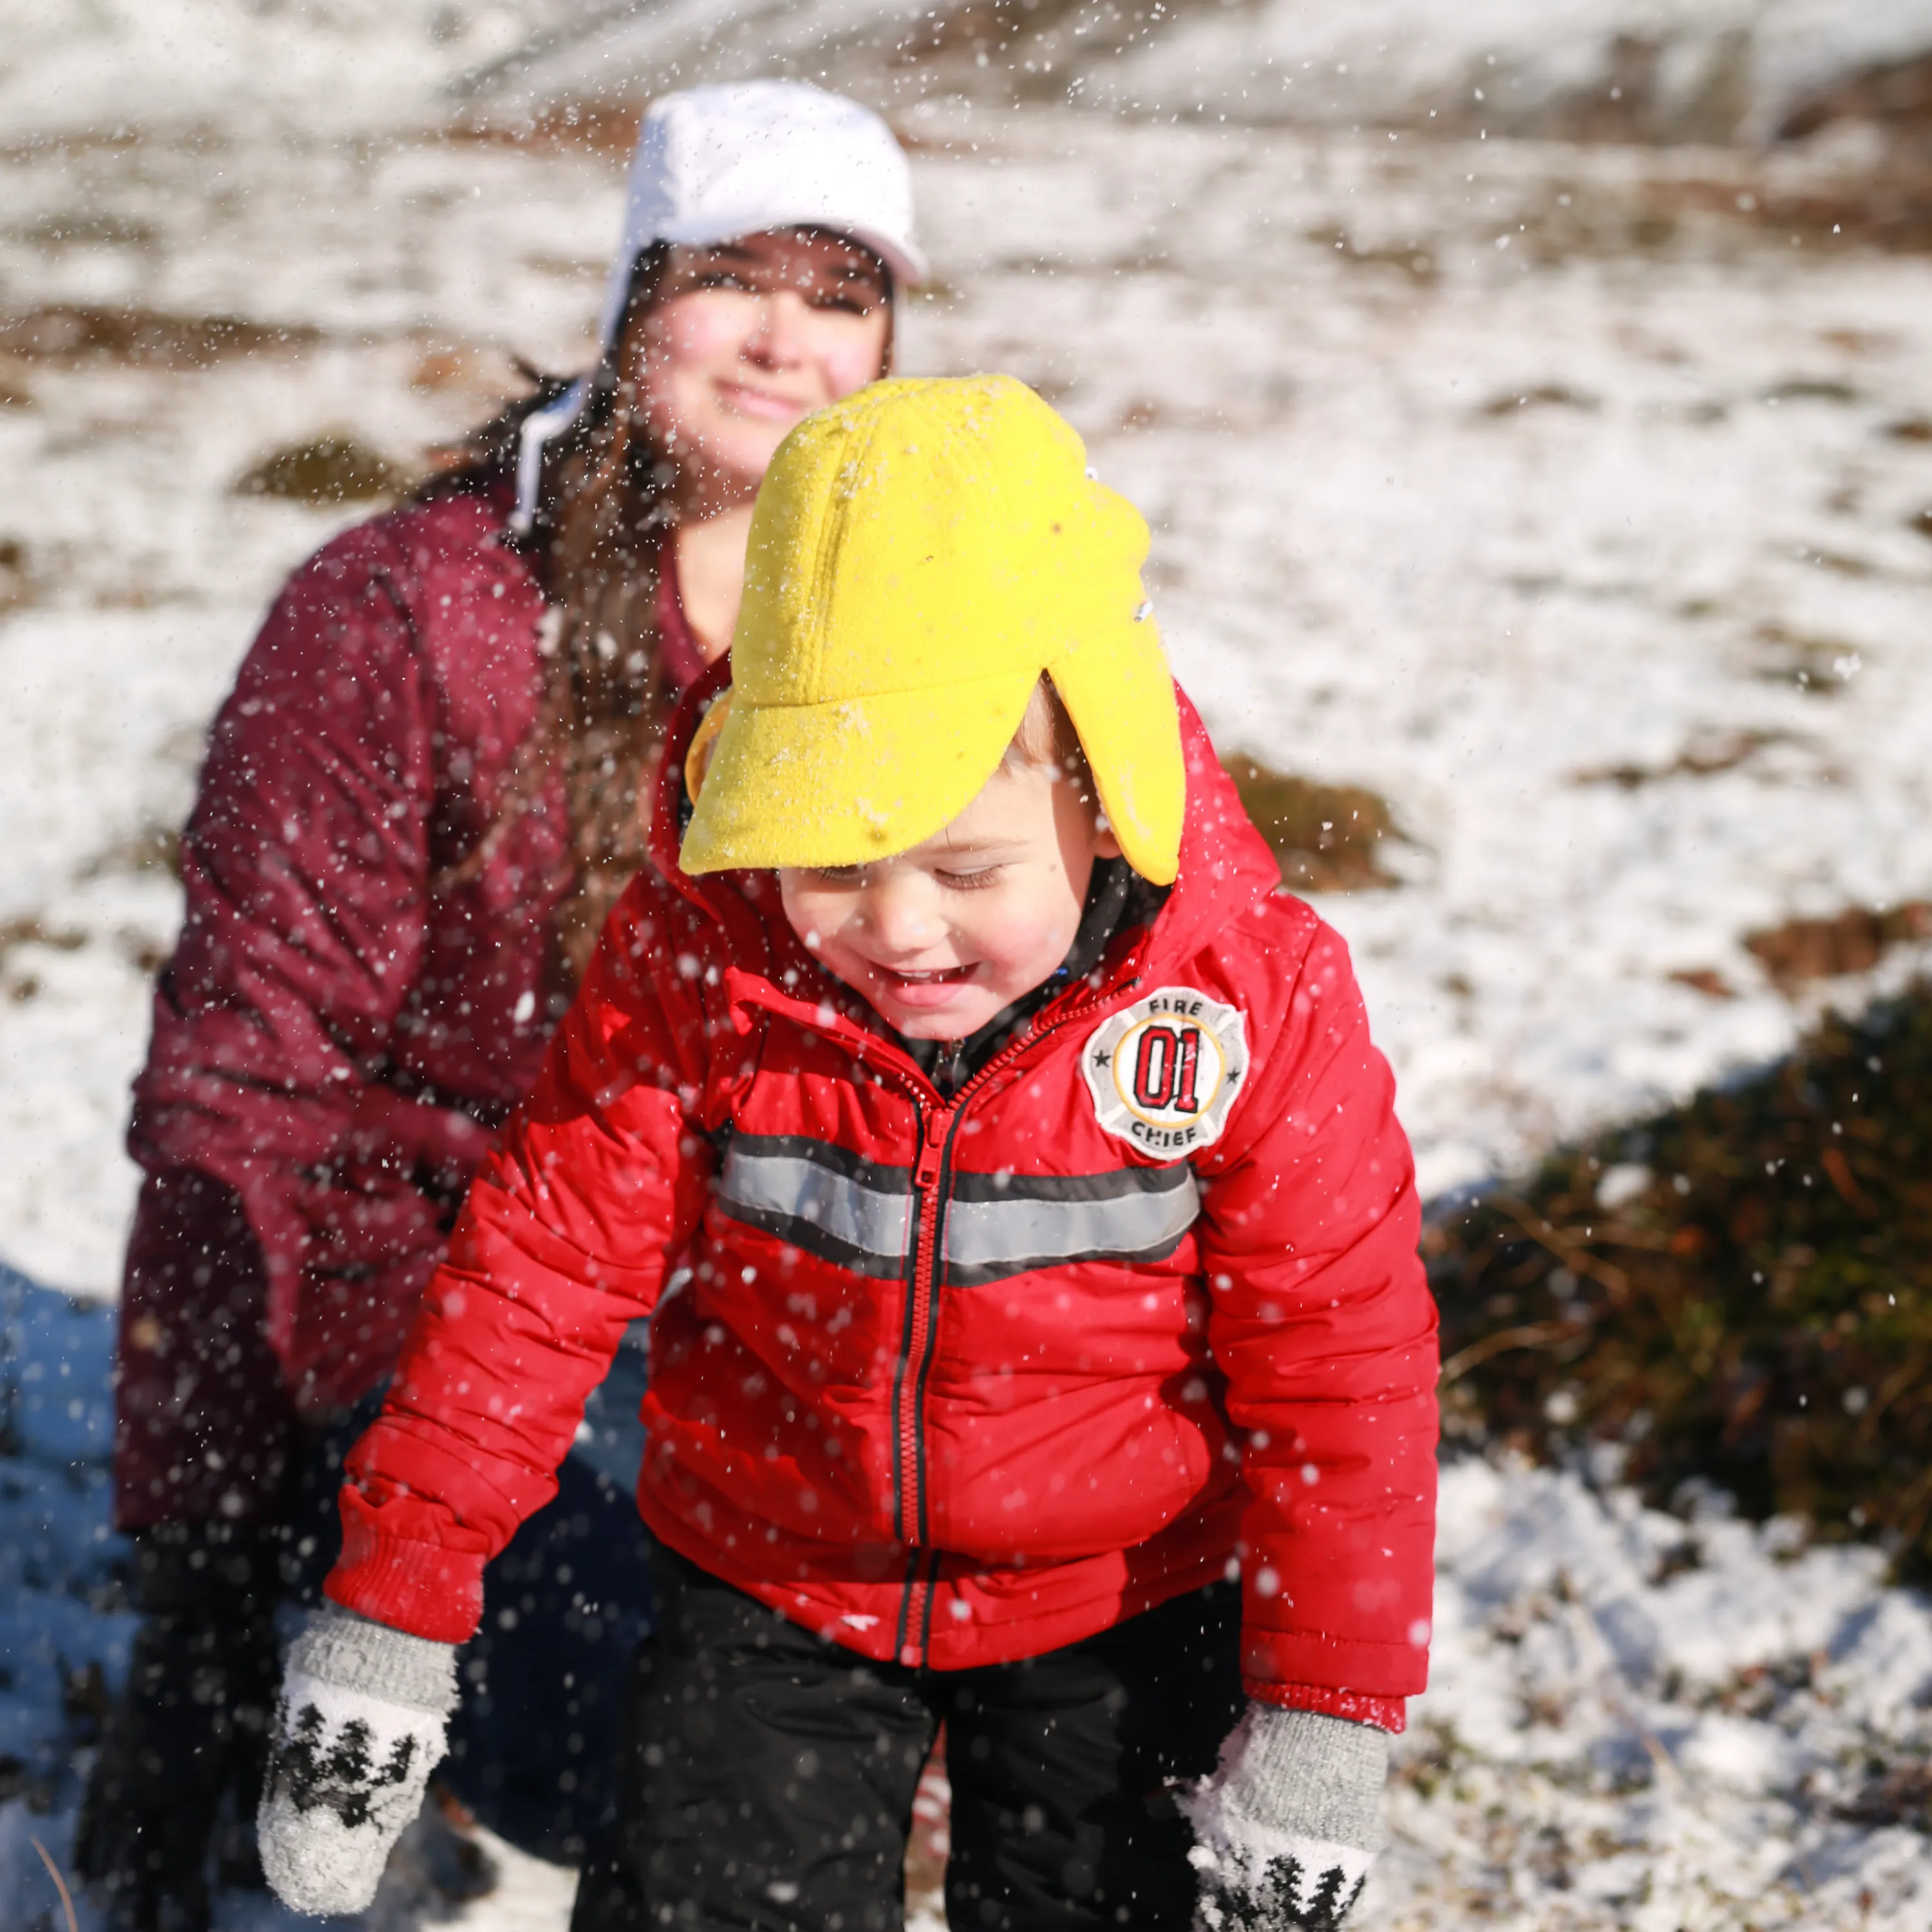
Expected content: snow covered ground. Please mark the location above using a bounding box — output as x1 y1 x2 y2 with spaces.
5 3 1932 1926
10 1282 1932 1929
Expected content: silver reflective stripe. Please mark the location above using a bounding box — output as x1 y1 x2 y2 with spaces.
945 1168 1200 1283
715 1140 912 1278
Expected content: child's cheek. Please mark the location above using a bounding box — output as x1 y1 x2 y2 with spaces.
980 892 1065 983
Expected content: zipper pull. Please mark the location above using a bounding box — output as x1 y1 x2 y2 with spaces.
913 1110 949 1188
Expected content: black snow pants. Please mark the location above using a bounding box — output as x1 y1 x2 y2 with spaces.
571 1545 1245 1932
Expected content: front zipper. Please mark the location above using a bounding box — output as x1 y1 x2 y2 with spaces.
893 1107 952 1539
889 1106 950 1662
761 967 1148 1668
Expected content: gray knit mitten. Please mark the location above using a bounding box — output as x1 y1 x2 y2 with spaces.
258 1607 459 1915
1182 1703 1387 1931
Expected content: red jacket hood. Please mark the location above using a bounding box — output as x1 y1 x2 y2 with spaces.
334 649 1437 1718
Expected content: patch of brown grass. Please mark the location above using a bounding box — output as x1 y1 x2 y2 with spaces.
1779 54 1932 145
447 102 642 159
1669 968 1737 1000
0 918 86 961
232 435 410 506
1222 753 1402 893
0 305 321 369
79 821 181 883
1745 903 1932 990
1658 156 1932 255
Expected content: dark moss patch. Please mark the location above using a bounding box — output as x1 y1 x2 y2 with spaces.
1836 1762 1932 1830
13 211 158 251
1752 622 1861 695
1479 384 1600 417
0 536 28 610
1573 729 1786 789
1429 980 1932 1578
1305 227 1439 283
232 435 410 506
0 305 321 369
1222 754 1401 893
1761 377 1860 406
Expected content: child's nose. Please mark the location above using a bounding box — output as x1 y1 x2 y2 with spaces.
862 876 942 955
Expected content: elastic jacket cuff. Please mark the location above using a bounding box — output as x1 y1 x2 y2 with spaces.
1245 1678 1407 1734
326 1515 485 1646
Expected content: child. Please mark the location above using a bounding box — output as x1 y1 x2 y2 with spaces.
256 375 1439 1931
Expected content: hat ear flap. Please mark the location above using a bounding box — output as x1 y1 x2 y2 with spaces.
683 688 734 803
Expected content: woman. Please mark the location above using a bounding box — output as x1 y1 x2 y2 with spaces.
75 78 921 1931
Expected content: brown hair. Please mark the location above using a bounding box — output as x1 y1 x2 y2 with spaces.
1002 677 1095 808
426 247 681 981
428 240 891 982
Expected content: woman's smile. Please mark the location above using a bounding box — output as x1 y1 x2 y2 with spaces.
714 378 813 422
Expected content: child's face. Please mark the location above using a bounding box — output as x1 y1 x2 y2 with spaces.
779 759 1121 1041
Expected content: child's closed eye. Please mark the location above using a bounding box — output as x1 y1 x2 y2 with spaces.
935 865 1005 891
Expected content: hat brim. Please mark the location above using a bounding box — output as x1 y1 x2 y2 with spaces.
679 667 1035 876
655 214 926 289
678 630 1184 886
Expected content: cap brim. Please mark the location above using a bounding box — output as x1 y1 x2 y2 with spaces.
679 668 1032 875
656 214 925 287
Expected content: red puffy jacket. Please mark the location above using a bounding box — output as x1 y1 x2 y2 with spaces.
115 487 702 1527
330 683 1439 1722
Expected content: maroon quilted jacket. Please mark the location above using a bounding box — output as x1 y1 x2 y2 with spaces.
329 685 1439 1721
115 487 699 1528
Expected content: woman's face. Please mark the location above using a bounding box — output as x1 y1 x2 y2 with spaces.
632 228 892 506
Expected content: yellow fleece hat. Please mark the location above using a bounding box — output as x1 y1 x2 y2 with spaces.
677 374 1184 884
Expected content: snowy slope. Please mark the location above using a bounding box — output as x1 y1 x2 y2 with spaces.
1095 0 1932 139
0 0 544 140
449 0 1932 145
9 1 1932 142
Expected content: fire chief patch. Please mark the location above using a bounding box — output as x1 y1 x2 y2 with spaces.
1082 987 1249 1158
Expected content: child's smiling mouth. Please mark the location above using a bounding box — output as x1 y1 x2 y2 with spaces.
874 962 978 1006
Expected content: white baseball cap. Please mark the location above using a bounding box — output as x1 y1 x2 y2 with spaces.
513 80 924 531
